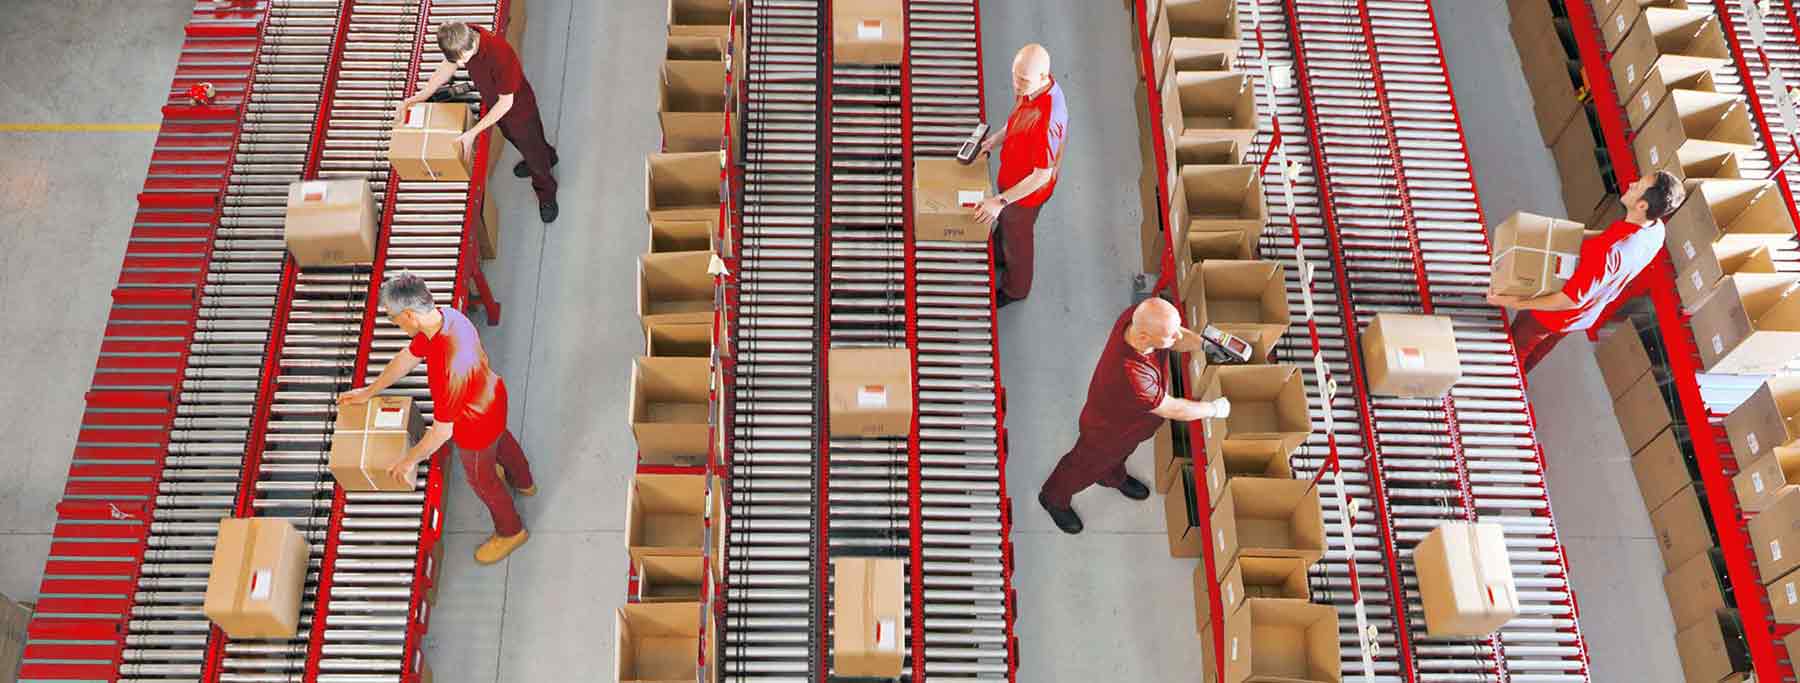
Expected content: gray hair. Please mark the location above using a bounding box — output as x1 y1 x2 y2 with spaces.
379 271 435 315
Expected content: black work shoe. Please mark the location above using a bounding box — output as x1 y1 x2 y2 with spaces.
1117 476 1150 501
539 200 559 223
996 292 1015 309
514 156 560 178
1039 492 1083 535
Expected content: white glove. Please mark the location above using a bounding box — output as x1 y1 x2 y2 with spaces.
1210 397 1231 419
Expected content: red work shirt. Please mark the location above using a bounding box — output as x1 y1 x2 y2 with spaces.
1078 306 1170 443
409 307 509 450
997 78 1069 208
464 26 534 124
1528 218 1666 334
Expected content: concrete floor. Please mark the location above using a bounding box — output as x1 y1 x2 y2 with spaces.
0 0 1670 681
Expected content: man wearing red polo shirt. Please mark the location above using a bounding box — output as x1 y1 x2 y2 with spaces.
342 272 537 564
1038 298 1230 534
400 21 560 223
975 43 1070 308
1489 170 1684 373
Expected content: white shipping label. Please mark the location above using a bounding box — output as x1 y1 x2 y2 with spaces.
1203 419 1213 439
1683 241 1696 260
405 103 429 128
1393 347 1426 370
249 569 274 601
1749 432 1762 455
1692 271 1705 292
1216 529 1225 551
374 406 405 429
1224 583 1235 606
1627 63 1637 84
1231 637 1240 661
1616 14 1627 34
1648 146 1660 166
876 618 898 651
1713 334 1725 355
956 190 985 207
1788 582 1797 605
1554 254 1576 280
1210 466 1220 491
858 19 883 40
1775 539 1785 562
1755 471 1767 493
301 181 329 203
856 385 889 409
1640 91 1652 115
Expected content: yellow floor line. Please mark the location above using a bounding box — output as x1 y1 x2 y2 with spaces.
0 123 162 132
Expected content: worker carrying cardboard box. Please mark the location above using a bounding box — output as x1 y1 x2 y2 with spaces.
1488 171 1684 374
399 21 561 223
973 43 1069 308
341 272 538 564
1039 298 1231 534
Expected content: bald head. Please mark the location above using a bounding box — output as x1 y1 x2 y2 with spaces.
1126 298 1183 353
1011 44 1052 97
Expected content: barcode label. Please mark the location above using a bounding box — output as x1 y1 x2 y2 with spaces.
857 385 888 409
858 19 883 40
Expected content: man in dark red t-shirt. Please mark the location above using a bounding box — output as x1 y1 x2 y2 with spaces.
342 272 538 564
974 43 1069 307
1038 298 1230 534
401 21 561 222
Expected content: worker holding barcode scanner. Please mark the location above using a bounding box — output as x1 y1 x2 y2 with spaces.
969 43 1069 308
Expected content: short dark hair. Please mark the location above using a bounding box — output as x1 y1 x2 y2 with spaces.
1643 170 1684 221
437 22 476 61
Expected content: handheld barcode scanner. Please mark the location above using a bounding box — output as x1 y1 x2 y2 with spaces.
956 122 990 165
1201 325 1254 364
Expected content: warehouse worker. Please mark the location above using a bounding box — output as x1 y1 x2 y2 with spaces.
1038 298 1229 534
399 21 560 223
341 272 537 564
1489 170 1684 374
975 43 1069 308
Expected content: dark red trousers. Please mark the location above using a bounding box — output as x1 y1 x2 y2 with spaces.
498 84 558 205
992 202 1044 300
1040 430 1143 508
1511 312 1566 375
457 428 535 536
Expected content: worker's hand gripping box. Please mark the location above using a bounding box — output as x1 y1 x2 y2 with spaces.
832 0 903 65
203 517 310 639
1360 313 1462 399
1727 377 1800 465
1689 273 1800 374
1414 522 1520 637
912 157 994 242
614 601 702 683
1489 211 1584 298
328 395 425 492
388 102 472 181
283 178 378 268
1220 598 1342 683
826 347 914 438
833 557 905 678
1196 364 1311 466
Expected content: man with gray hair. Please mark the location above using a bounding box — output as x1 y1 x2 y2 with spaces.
341 271 536 564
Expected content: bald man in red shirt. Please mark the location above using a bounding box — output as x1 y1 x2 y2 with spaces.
976 43 1069 308
1039 298 1230 534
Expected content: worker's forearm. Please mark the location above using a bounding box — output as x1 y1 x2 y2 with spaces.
1512 293 1574 311
410 422 454 462
365 353 420 393
470 98 512 135
998 169 1053 203
405 64 454 104
1171 327 1204 354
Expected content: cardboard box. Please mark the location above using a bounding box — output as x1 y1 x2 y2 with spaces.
1550 115 1612 223
1514 19 1581 145
389 102 472 181
1609 8 1728 107
1666 549 1729 630
628 356 709 465
1755 488 1800 584
1675 610 1751 683
1196 556 1313 633
646 151 722 224
1602 0 1691 51
615 601 700 683
1613 370 1674 456
638 250 714 331
1166 0 1240 40
283 178 378 268
1203 439 1294 510
625 473 708 564
1182 260 1289 346
1149 0 1172 85
203 517 310 639
1507 0 1554 46
505 0 527 47
1787 628 1800 663
1625 65 1714 132
1221 599 1341 683
1160 70 1258 161
668 0 729 40
659 60 726 153
1209 477 1325 580
475 175 500 260
833 557 905 678
1361 313 1462 398
1665 179 1796 273
667 34 724 62
832 0 903 65
1727 378 1800 464
1653 483 1715 571
328 395 425 492
1594 321 1654 400
1490 211 1584 298
1690 273 1800 374
1154 420 1193 494
638 555 705 603
1172 35 1238 73
913 157 993 241
1737 447 1800 514
1198 364 1311 466
1633 427 1695 512
1769 561 1800 624
1168 165 1267 283
827 347 914 438
0 591 27 681
1165 462 1205 557
650 218 716 255
1678 242 1776 309
1415 522 1521 637
1632 90 1756 179
646 322 713 358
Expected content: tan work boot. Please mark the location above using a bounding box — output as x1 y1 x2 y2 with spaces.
474 529 529 564
494 463 537 497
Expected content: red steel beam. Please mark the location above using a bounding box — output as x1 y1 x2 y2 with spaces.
899 2 927 681
816 1 836 678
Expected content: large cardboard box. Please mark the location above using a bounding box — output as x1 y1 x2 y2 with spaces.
629 356 709 465
1675 610 1751 683
1221 599 1341 683
1414 522 1520 637
284 178 378 268
833 557 905 678
1160 70 1257 161
1198 364 1311 466
1613 364 1674 456
1737 447 1800 514
1625 65 1715 132
1690 273 1800 374
1196 556 1312 633
1165 462 1205 557
1182 260 1289 344
1209 477 1326 580
615 601 700 683
1609 8 1729 107
1678 242 1776 308
1633 428 1695 512
1490 211 1584 298
1549 116 1612 224
203 517 310 639
913 157 993 242
389 102 472 181
328 395 425 492
626 473 708 564
1203 439 1294 510
1632 90 1756 179
832 0 903 65
646 151 722 224
638 250 714 331
647 322 713 358
827 347 914 438
1166 0 1240 40
1154 420 1193 494
1727 377 1800 464
1594 321 1654 400
1652 483 1715 571
659 60 726 153
638 555 705 603
0 591 24 681
1168 165 1267 283
1665 179 1796 274
1754 488 1800 584
1769 559 1800 623
1361 313 1461 398
1666 549 1729 631
1149 0 1173 86
1507 0 1554 46
1514 18 1581 145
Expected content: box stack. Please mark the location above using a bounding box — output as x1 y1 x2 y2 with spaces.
615 600 717 683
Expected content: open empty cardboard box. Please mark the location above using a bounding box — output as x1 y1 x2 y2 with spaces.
1166 0 1240 41
1155 420 1194 494
637 555 705 603
1194 555 1313 634
647 322 714 358
1625 63 1715 132
1160 70 1258 160
668 0 730 44
1182 260 1289 346
1631 89 1755 179
1168 165 1267 280
629 356 709 465
1608 8 1728 109
1689 273 1800 374
639 250 714 331
1222 598 1342 683
1664 179 1796 273
1209 477 1326 581
1198 364 1311 465
615 601 703 683
1166 462 1207 557
1203 436 1295 511
1727 377 1800 465
1736 446 1800 514
1678 242 1776 308
625 473 708 564
659 60 726 153
646 151 722 224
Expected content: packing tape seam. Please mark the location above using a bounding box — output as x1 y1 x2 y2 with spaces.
337 423 382 490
